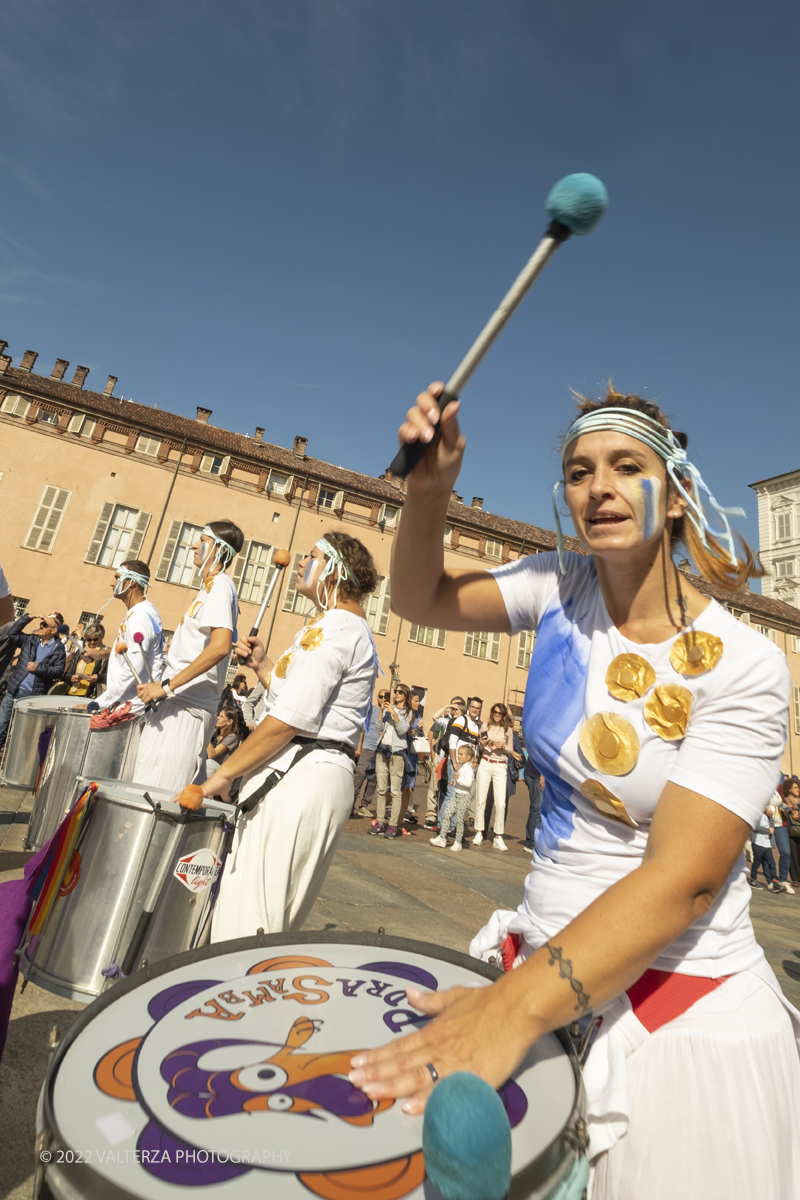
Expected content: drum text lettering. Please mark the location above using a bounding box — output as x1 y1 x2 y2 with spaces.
186 999 244 1021
281 974 332 1005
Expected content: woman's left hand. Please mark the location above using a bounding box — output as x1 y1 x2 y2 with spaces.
348 977 531 1113
138 682 165 705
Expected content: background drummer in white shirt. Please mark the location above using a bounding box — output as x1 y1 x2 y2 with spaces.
90 560 163 716
190 532 379 938
135 520 243 792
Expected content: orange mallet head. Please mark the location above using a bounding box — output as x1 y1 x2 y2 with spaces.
177 784 204 811
272 548 291 568
115 642 128 654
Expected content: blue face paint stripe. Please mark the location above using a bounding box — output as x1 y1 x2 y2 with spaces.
641 477 656 540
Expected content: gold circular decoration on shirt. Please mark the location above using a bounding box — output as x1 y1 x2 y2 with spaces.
644 683 693 741
669 630 723 676
275 652 293 679
299 626 324 652
578 712 639 776
263 672 271 692
579 779 638 828
606 653 656 702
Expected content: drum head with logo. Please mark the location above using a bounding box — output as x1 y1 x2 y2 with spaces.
42 932 580 1199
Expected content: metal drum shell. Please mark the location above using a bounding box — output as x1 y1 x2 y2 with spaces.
34 932 586 1200
0 695 87 792
26 716 142 853
20 778 233 1004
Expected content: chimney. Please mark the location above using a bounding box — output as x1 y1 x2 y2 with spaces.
471 496 484 510
254 427 264 444
0 341 7 358
71 365 90 388
0 355 11 377
196 406 212 424
293 434 308 458
51 358 69 381
104 375 118 396
18 349 38 373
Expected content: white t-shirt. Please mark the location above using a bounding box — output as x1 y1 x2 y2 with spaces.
455 762 475 795
99 599 164 715
259 610 379 763
0 562 10 600
491 551 790 978
167 573 238 714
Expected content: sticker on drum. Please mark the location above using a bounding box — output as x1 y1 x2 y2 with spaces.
173 849 223 893
44 935 581 1199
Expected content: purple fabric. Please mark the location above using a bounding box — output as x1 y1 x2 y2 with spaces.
498 1078 528 1128
0 840 52 1066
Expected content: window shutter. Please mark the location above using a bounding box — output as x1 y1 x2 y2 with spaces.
231 541 250 593
219 455 231 477
84 501 115 563
377 578 391 635
464 632 474 656
284 475 295 496
67 412 83 433
409 623 419 642
738 611 751 626
377 503 387 524
128 510 151 559
332 490 345 514
283 552 305 611
25 487 71 552
38 489 70 552
436 628 446 649
489 632 501 662
155 519 182 581
24 486 57 549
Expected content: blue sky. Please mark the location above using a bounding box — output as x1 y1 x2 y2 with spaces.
1 0 798 552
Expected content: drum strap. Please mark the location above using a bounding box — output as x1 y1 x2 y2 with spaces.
238 737 356 815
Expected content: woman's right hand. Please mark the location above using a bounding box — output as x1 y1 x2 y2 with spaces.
398 382 465 494
235 635 265 669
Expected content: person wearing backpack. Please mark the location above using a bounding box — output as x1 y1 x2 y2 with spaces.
424 697 465 829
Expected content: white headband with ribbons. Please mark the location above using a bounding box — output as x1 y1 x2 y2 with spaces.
313 538 360 610
553 408 744 574
202 525 237 570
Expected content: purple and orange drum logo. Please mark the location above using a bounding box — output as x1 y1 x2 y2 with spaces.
93 954 527 1198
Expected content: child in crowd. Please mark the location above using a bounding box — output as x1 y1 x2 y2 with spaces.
430 743 475 853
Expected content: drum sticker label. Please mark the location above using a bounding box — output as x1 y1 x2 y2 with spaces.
89 953 531 1199
172 849 222 893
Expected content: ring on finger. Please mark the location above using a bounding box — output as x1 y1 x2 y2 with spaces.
425 1062 439 1083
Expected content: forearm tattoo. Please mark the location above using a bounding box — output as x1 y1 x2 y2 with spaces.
545 943 591 1016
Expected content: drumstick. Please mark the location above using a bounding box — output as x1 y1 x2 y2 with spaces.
423 1073 512 1200
389 172 608 479
236 549 291 661
132 631 154 682
115 642 143 685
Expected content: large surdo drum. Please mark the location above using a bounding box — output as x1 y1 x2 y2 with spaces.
19 778 235 1004
26 714 143 852
1 695 87 793
35 932 586 1199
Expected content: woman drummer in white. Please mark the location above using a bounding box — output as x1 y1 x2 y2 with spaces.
135 520 244 792
205 532 379 938
348 384 800 1199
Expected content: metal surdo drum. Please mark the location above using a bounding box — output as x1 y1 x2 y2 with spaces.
0 695 87 793
34 933 586 1200
19 778 236 1004
26 714 143 852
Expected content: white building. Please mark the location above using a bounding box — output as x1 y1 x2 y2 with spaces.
750 468 800 611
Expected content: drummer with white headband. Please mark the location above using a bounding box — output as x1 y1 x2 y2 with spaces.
200 531 379 938
90 559 164 718
349 383 800 1199
135 520 244 792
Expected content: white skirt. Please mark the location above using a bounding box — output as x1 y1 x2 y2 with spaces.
588 966 800 1200
133 697 215 793
211 746 354 940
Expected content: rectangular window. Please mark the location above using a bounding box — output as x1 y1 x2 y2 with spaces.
318 488 335 509
443 524 452 546
67 412 96 438
1 393 30 418
408 624 446 649
268 471 292 495
792 635 800 654
136 435 161 456
38 409 59 426
517 630 535 669
23 486 71 553
282 552 317 616
200 453 225 475
776 511 793 540
464 631 501 662
795 686 800 736
97 505 142 569
13 597 29 619
79 609 102 626
776 559 796 577
166 522 204 587
237 542 275 605
754 624 779 644
378 504 399 527
485 538 502 559
365 576 392 636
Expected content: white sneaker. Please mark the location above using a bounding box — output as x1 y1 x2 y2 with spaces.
493 835 508 852
780 881 796 894
472 831 484 846
429 835 447 847
450 841 463 852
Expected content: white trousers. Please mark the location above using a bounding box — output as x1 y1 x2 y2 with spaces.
474 758 508 834
133 698 215 793
211 749 353 939
588 969 800 1200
